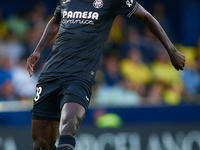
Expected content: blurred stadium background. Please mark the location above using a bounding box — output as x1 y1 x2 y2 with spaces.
0 0 200 149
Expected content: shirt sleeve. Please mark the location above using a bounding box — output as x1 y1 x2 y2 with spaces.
113 0 139 18
54 0 61 18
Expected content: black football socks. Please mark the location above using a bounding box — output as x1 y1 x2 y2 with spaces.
56 135 76 150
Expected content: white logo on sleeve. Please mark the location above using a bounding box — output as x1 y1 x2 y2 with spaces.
126 0 133 7
93 0 103 9
63 0 71 4
86 96 90 101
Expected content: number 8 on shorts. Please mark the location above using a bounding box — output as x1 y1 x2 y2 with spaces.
34 87 42 101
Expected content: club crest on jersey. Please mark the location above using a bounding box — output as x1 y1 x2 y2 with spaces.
93 0 103 9
126 0 133 7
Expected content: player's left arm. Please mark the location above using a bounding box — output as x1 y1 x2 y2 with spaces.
132 4 185 71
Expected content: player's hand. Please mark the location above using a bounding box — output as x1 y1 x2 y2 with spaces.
169 49 185 71
27 51 40 77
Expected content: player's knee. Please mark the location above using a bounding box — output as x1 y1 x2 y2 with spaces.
60 118 80 136
33 138 50 150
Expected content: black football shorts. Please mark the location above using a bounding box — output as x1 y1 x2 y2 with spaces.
31 74 92 121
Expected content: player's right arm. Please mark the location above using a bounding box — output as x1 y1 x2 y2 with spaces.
27 0 61 77
27 16 61 77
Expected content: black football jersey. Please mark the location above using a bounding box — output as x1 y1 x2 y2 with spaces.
41 0 138 82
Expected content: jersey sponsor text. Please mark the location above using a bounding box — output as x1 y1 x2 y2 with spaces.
63 11 99 20
62 11 99 25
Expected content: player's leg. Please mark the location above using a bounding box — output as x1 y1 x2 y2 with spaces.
32 119 59 150
57 79 91 150
59 102 86 136
56 102 86 150
31 76 61 150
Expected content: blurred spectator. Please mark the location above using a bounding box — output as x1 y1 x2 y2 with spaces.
151 48 183 87
151 47 184 105
94 55 140 106
176 45 196 68
145 83 163 106
0 57 13 87
94 83 140 107
182 58 200 95
162 85 182 105
7 10 29 41
102 55 123 86
0 31 26 64
0 80 16 101
120 48 153 89
11 57 38 99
